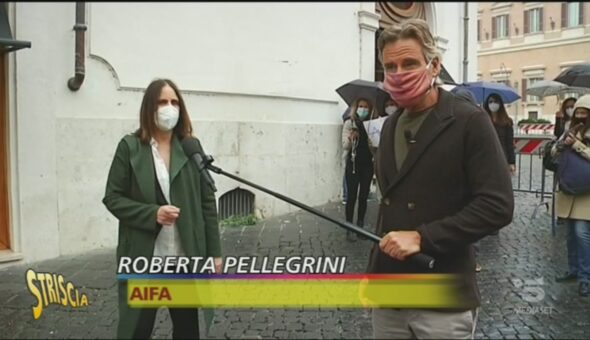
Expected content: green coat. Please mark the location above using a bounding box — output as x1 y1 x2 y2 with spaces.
102 133 221 339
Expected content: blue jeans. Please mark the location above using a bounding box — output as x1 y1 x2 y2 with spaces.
566 219 590 283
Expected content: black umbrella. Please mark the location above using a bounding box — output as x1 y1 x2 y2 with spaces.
336 79 391 111
554 63 590 88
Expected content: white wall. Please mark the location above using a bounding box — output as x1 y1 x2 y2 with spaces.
430 2 479 84
9 3 378 261
7 2 471 264
10 3 74 263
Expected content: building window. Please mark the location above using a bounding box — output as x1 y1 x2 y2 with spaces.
562 2 584 28
526 77 544 102
477 19 481 41
525 8 543 33
528 111 538 120
493 15 510 39
495 79 511 87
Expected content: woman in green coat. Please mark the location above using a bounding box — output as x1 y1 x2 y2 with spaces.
103 78 222 339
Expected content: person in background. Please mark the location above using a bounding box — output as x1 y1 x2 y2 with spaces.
551 94 590 297
554 97 576 138
454 87 480 108
483 93 517 177
384 98 400 117
341 107 351 205
342 97 375 241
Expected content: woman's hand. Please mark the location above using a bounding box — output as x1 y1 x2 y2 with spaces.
509 164 516 176
349 130 359 142
564 133 577 146
157 205 180 225
214 257 223 274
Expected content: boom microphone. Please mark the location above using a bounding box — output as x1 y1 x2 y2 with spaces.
181 138 217 192
178 142 436 270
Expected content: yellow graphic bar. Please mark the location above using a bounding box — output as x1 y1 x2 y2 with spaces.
126 275 463 308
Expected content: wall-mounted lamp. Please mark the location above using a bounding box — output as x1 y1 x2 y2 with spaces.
514 23 519 35
550 17 556 30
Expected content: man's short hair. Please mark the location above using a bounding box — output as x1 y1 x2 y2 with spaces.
377 19 441 65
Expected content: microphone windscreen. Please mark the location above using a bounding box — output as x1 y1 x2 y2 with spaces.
404 130 412 140
181 137 201 157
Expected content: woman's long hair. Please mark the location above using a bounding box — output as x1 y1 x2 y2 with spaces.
559 97 577 124
136 79 193 144
483 93 513 127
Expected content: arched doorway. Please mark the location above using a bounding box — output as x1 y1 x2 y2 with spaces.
374 2 429 82
0 3 32 251
0 51 8 250
373 3 456 85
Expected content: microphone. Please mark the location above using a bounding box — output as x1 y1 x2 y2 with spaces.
404 130 417 144
181 138 217 192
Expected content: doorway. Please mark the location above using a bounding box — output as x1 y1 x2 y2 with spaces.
0 52 10 250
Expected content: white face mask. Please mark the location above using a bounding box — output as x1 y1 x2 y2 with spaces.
385 105 398 115
566 107 574 117
488 103 500 113
155 105 180 132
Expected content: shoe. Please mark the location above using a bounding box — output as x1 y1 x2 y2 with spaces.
475 264 482 272
579 282 589 297
555 271 578 282
356 222 367 240
490 230 499 235
342 200 347 205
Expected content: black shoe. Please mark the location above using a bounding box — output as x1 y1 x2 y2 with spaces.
555 272 578 282
356 222 367 240
579 282 590 297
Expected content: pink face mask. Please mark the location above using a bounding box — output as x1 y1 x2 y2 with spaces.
384 60 435 108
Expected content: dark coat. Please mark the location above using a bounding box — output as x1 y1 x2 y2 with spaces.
346 118 373 165
103 134 221 339
554 116 569 138
367 89 514 310
493 123 516 165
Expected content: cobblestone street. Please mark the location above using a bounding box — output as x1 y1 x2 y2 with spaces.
1 189 589 339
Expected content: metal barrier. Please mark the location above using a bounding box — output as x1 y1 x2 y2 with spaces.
513 134 557 235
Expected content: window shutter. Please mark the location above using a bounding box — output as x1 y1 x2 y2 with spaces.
524 10 530 34
477 19 481 41
539 8 544 31
522 78 527 102
579 2 584 25
506 15 510 37
562 2 567 28
492 16 497 39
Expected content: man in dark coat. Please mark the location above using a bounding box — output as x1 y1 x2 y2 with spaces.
369 19 514 339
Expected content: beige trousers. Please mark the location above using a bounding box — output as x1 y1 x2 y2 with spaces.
372 308 478 339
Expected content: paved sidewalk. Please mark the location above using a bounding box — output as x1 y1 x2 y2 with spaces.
1 193 589 339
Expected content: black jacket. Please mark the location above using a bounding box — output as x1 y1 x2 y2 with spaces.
346 118 373 166
367 89 514 310
494 123 516 165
